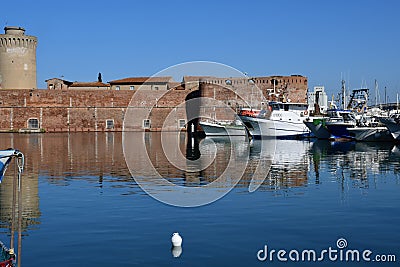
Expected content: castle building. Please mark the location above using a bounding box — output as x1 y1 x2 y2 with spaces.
0 26 37 89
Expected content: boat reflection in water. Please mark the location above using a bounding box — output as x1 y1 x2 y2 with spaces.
310 139 398 188
244 138 311 191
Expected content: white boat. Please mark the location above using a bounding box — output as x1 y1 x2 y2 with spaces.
346 126 393 141
199 120 246 136
379 113 400 140
238 102 310 139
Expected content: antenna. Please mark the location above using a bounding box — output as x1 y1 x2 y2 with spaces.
341 79 346 109
374 79 378 106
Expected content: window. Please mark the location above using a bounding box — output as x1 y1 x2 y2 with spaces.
115 86 120 90
130 86 135 90
154 86 159 90
28 118 39 129
178 119 186 128
106 119 114 129
143 119 151 129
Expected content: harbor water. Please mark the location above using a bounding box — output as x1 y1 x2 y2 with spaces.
0 132 399 266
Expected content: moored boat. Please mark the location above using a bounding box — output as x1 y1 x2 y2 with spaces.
303 116 331 139
199 120 246 136
238 102 310 139
324 109 357 139
347 126 393 141
379 113 400 140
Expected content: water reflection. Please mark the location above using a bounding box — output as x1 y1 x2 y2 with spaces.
242 139 311 191
310 140 400 189
0 133 399 235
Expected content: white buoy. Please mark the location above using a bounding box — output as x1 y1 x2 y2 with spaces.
171 232 183 247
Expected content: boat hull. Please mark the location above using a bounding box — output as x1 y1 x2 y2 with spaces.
325 122 356 139
199 122 246 136
379 118 400 140
303 117 331 139
239 115 309 139
346 126 393 141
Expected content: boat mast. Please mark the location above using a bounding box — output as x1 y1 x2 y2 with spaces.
374 79 378 106
341 79 346 109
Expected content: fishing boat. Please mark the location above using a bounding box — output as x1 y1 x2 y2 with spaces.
199 119 246 136
306 110 392 141
324 109 357 139
238 102 310 139
345 113 392 141
308 83 392 141
303 116 331 139
0 149 25 267
347 126 393 141
379 113 400 140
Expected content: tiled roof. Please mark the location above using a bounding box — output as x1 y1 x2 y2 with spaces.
182 76 218 82
109 77 173 84
70 81 110 87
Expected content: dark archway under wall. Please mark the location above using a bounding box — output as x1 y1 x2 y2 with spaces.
185 89 204 137
185 89 202 161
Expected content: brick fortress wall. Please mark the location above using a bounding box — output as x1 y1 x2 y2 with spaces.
0 75 307 132
0 88 191 132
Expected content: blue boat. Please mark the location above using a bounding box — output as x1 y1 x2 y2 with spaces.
324 109 357 139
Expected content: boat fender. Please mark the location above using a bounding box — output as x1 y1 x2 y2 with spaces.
304 110 308 116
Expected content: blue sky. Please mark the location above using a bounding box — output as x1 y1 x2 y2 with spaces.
3 0 400 103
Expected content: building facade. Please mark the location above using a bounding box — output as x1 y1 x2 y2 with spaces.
108 77 173 91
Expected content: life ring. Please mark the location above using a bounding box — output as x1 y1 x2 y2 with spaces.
304 110 308 115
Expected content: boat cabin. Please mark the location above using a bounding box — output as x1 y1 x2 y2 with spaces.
327 109 356 122
269 102 309 112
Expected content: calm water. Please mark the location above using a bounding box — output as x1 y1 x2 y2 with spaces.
0 132 399 266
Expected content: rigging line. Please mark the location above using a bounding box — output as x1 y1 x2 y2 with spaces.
10 158 17 250
17 162 22 267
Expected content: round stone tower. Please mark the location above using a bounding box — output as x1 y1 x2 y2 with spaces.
0 26 37 89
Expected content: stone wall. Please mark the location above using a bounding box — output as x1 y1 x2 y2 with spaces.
0 88 191 132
